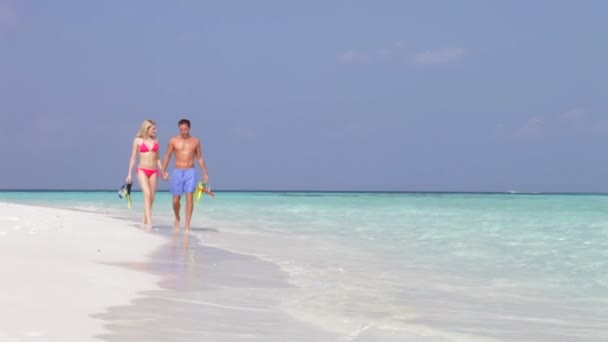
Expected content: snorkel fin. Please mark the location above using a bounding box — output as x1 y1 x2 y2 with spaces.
195 181 215 203
126 183 132 208
118 182 133 208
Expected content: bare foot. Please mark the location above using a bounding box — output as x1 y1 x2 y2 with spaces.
173 216 180 231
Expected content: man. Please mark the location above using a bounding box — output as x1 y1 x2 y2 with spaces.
161 119 209 231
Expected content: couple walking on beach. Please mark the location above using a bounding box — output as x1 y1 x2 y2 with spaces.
126 118 210 231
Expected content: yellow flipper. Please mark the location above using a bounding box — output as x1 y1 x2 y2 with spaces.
195 181 215 204
195 181 204 203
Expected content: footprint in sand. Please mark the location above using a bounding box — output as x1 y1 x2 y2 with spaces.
14 226 22 230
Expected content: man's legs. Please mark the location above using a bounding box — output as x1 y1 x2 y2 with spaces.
170 169 184 231
183 168 197 231
184 192 194 230
172 195 181 231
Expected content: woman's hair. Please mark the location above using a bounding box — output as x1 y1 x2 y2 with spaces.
136 119 156 138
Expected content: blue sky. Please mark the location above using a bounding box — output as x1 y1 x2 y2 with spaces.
1 1 606 191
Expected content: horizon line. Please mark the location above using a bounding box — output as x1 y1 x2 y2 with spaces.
1 189 607 195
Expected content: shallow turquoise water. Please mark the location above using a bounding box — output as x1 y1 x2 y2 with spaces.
2 191 608 340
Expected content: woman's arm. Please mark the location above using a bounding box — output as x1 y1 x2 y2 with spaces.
156 140 163 170
126 138 139 183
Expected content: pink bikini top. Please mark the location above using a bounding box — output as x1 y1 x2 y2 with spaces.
140 140 158 153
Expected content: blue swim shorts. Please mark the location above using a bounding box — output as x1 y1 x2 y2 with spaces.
170 168 196 196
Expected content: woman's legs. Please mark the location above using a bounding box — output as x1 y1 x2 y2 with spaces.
148 172 158 223
136 170 154 230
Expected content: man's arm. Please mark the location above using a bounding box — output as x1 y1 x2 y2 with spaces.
196 139 209 182
161 138 174 175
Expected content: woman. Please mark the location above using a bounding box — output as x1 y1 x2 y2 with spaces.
126 119 163 230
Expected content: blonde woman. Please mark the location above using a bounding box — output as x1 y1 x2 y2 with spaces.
126 119 163 230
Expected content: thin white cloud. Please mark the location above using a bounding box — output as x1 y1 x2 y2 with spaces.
559 108 586 122
377 48 392 58
377 41 406 58
0 5 17 28
393 41 405 49
340 50 370 63
414 47 464 65
515 117 545 138
512 107 608 138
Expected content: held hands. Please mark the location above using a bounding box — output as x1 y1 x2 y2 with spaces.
162 172 169 181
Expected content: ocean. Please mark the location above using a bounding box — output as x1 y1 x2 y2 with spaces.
2 191 607 340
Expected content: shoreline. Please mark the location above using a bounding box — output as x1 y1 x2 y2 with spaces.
0 201 340 341
93 219 340 341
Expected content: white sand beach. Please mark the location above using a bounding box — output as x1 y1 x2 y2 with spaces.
0 202 166 342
